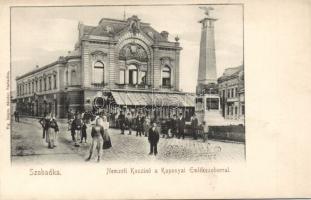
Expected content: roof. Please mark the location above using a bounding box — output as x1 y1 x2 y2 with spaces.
81 16 170 42
218 65 244 83
111 91 195 107
16 54 81 81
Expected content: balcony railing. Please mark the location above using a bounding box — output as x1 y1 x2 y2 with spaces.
91 83 108 88
115 83 151 90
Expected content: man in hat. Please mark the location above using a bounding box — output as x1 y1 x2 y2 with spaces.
176 113 185 139
148 122 160 155
136 112 144 137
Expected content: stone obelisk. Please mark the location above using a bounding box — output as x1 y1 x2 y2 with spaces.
196 7 217 94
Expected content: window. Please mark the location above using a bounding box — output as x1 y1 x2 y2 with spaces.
242 105 245 115
65 71 68 86
227 89 230 98
53 74 57 89
235 106 238 115
35 80 38 92
39 79 42 92
48 77 51 90
235 88 238 97
139 71 146 84
128 65 138 85
28 83 31 94
119 69 125 84
162 65 171 87
93 61 104 84
206 98 219 110
32 81 34 93
44 78 47 91
71 70 77 85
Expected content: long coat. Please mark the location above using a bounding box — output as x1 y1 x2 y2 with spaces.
136 116 144 131
148 127 160 144
176 117 185 133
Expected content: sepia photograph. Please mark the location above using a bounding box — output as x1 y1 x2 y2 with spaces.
10 4 245 164
1 0 311 199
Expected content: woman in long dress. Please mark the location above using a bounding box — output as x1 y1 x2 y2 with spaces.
102 116 112 149
85 118 105 162
45 112 59 149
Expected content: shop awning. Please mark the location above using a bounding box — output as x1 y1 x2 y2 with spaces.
111 91 195 107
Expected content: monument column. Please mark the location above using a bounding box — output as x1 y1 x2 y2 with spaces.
196 7 217 94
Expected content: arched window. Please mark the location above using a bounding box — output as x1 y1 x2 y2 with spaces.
44 77 47 91
128 65 138 85
65 71 68 86
39 79 42 92
162 65 171 87
48 76 51 90
71 70 77 85
53 74 57 89
93 61 105 84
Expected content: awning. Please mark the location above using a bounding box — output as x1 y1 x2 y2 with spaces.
111 91 195 107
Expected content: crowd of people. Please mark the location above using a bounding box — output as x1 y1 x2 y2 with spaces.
27 108 210 162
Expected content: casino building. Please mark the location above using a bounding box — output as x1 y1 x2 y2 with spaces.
15 15 194 119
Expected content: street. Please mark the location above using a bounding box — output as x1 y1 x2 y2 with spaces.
11 117 245 164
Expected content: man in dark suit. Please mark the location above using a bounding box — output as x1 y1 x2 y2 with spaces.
39 114 48 139
136 112 144 137
118 111 126 134
148 122 160 155
176 113 185 139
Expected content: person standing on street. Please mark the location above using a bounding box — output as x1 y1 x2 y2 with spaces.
86 118 105 162
126 112 133 135
136 112 144 137
39 113 48 139
117 110 126 134
14 110 19 122
143 114 151 137
202 121 209 143
176 113 185 139
45 112 59 149
81 119 87 144
191 114 199 140
102 116 112 149
148 122 160 156
72 114 83 147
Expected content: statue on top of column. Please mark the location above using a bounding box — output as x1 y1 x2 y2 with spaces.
199 6 214 16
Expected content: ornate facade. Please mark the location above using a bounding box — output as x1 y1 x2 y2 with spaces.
15 15 194 118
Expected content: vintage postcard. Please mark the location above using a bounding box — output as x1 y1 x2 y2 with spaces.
0 0 310 199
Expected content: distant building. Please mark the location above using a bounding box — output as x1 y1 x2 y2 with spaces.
218 65 244 122
15 15 194 119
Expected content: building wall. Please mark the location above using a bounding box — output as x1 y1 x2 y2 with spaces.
218 74 244 121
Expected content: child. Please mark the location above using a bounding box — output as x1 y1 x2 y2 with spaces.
81 120 87 143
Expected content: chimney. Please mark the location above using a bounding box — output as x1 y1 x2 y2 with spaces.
36 65 39 69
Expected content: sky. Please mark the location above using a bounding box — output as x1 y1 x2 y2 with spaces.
11 5 243 93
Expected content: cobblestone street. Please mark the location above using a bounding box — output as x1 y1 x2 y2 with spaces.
11 117 245 164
